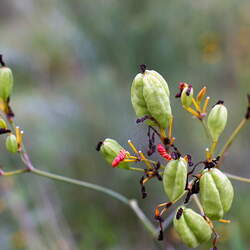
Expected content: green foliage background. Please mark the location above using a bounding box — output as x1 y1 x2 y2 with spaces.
0 0 250 249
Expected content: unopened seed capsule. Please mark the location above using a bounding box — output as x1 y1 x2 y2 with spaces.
181 85 193 107
100 138 130 169
174 206 212 248
200 168 234 220
163 157 187 201
0 118 7 129
6 134 18 153
0 66 13 102
131 67 172 128
207 103 227 141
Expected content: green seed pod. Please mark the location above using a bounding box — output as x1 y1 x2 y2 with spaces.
163 157 187 201
181 86 193 107
0 66 13 102
174 206 212 248
0 118 7 129
131 67 172 128
131 73 157 127
100 138 130 169
207 103 227 141
148 70 170 97
200 168 234 220
6 134 18 153
143 70 172 128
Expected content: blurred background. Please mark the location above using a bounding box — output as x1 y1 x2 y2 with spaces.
0 0 250 249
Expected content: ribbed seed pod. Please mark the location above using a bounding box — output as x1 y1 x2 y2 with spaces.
6 134 18 153
148 70 170 97
100 138 130 169
131 68 172 128
163 157 187 201
0 66 13 102
174 206 212 248
131 73 156 126
181 86 193 107
143 71 172 128
200 168 234 220
207 103 227 141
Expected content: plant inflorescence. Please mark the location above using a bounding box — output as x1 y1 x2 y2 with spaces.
98 64 250 249
0 56 249 249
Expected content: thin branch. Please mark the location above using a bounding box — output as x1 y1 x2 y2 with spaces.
200 119 212 142
219 118 248 165
31 167 130 204
225 172 250 183
17 150 159 238
129 199 157 237
192 194 204 215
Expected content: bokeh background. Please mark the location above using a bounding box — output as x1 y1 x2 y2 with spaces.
1 0 250 249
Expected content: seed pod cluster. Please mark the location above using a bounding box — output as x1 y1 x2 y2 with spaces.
163 157 187 201
99 138 130 169
174 206 212 248
200 168 234 220
131 68 172 129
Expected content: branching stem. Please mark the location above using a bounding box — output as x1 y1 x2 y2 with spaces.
219 118 248 165
225 172 250 183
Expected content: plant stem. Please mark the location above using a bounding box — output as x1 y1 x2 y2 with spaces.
31 168 129 203
1 168 29 176
225 172 250 183
219 118 248 164
16 150 159 238
210 140 218 158
129 199 158 237
192 194 204 215
200 119 211 141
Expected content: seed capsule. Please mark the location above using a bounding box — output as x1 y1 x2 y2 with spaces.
100 138 130 169
181 85 193 107
6 134 18 153
0 66 14 102
163 157 187 201
131 67 172 128
200 168 234 220
174 206 212 248
0 118 7 129
207 103 227 141
131 73 156 126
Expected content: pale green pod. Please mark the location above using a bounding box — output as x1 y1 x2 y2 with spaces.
0 66 13 101
174 206 212 248
163 157 187 201
100 138 130 169
181 86 193 107
200 168 234 220
148 70 170 97
143 70 172 128
0 118 7 129
6 134 18 153
131 73 157 126
207 103 227 141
